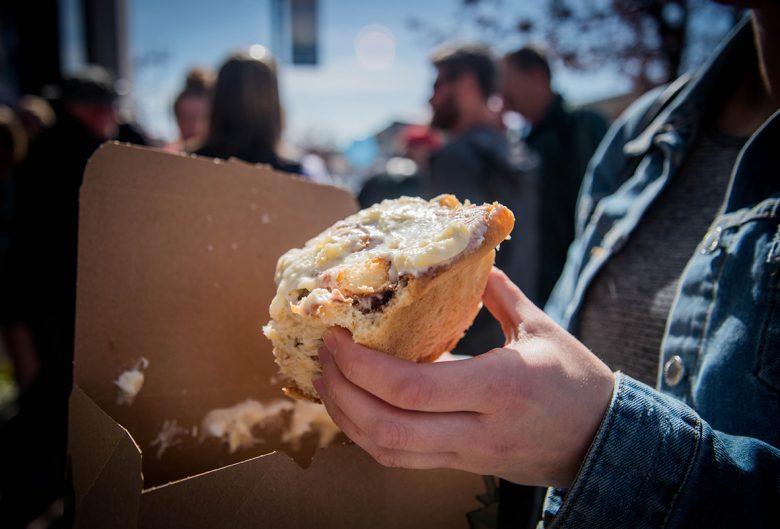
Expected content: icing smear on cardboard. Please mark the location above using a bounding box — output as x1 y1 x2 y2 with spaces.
147 397 341 459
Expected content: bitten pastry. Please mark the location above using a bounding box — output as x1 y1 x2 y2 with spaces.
262 195 515 402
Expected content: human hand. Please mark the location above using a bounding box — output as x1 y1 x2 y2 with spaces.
313 268 615 488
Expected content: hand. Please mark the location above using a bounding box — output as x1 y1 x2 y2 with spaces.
314 268 615 487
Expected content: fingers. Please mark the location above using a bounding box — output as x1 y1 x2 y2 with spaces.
322 328 502 413
319 395 462 470
314 345 479 454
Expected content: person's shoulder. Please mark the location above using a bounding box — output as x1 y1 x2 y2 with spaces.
117 122 150 146
272 157 303 175
445 126 506 159
571 106 608 128
466 125 506 145
357 173 393 207
432 139 482 172
611 78 688 141
434 135 471 158
572 79 688 231
22 120 73 163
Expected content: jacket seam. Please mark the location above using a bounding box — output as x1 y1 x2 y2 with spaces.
754 266 780 395
720 199 780 230
688 245 728 405
660 416 702 529
549 375 625 527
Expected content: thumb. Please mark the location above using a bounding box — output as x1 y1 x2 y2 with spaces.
482 268 541 343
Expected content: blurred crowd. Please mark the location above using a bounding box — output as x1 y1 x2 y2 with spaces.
2 1 777 526
0 42 607 527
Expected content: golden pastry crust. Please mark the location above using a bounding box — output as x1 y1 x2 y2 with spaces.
282 384 322 404
263 196 515 401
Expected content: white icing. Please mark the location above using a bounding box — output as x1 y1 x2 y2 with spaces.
149 419 188 459
269 196 487 319
283 400 341 450
199 398 340 453
201 399 294 453
114 357 149 406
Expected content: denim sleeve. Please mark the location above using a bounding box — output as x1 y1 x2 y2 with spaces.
541 373 780 528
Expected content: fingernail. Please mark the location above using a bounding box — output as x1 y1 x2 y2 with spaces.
323 331 337 353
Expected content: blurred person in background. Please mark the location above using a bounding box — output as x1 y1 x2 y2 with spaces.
502 47 608 305
426 45 511 204
167 67 215 153
0 105 27 274
357 124 442 208
196 48 303 175
0 64 122 527
426 44 534 355
17 95 56 144
0 105 31 519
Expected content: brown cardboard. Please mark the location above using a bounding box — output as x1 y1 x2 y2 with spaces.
69 143 483 528
69 386 141 529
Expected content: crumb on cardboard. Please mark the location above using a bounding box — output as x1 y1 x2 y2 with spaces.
114 357 149 406
150 419 188 459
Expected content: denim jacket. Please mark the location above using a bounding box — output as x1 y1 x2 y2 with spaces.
542 18 780 528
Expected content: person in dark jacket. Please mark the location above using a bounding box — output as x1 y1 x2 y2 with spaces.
0 65 121 527
357 125 442 208
425 45 535 355
502 47 608 304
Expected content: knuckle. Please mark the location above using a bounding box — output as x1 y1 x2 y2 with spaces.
339 355 357 381
343 425 364 445
333 414 364 444
492 380 518 413
322 373 343 403
395 373 435 409
374 448 400 468
373 419 409 450
483 435 518 459
483 351 525 413
322 400 346 429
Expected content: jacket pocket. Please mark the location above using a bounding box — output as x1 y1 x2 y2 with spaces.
714 200 780 394
756 228 780 394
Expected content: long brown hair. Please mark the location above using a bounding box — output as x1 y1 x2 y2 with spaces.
202 50 283 163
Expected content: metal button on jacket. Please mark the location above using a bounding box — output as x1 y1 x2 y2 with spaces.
664 355 685 387
700 225 723 254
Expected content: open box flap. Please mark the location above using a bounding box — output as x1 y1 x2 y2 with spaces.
69 385 142 529
138 443 481 529
74 142 358 486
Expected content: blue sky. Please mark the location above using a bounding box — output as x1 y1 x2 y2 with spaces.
58 1 736 149
124 0 644 149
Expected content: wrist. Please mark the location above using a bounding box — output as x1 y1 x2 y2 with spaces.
560 367 617 487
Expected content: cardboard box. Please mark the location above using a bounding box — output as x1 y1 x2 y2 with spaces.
69 143 485 528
